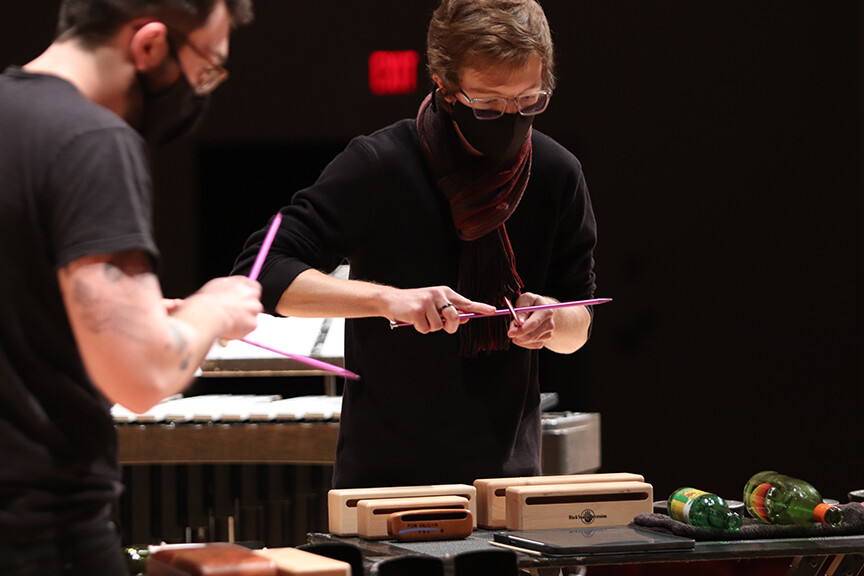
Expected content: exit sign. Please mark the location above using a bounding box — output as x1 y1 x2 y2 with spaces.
369 50 421 95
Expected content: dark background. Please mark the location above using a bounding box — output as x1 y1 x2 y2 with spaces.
2 2 862 505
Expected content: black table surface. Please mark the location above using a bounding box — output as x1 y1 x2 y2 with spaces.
308 529 864 569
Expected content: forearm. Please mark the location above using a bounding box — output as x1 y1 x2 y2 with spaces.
120 314 214 412
276 269 498 334
59 253 260 413
128 279 260 410
60 265 208 412
275 269 393 319
508 292 592 354
544 305 592 354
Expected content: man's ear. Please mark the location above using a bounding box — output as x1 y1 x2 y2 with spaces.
432 74 447 94
129 21 170 73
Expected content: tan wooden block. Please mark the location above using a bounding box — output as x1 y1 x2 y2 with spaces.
254 548 351 576
474 472 645 529
505 480 653 531
327 484 476 536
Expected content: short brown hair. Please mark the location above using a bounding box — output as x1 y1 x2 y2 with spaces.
57 0 254 46
427 0 555 93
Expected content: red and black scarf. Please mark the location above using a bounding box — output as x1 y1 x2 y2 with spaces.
416 90 532 357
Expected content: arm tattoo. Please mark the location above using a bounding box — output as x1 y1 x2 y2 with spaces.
70 263 154 343
168 323 192 371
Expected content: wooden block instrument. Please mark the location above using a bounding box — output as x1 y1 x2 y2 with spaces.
147 543 277 576
254 548 352 576
504 480 653 531
387 508 474 542
356 495 470 540
474 472 645 529
327 484 476 536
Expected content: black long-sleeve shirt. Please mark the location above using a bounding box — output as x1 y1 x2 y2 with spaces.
234 119 597 488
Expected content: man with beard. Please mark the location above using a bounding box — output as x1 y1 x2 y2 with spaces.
233 0 598 490
0 1 260 573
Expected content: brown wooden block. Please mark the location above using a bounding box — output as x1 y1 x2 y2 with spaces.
147 543 277 576
356 495 470 540
387 508 474 542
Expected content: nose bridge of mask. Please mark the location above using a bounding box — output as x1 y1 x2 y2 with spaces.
450 101 533 162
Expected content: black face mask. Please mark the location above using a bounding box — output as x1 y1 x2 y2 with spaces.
136 71 209 147
449 100 534 163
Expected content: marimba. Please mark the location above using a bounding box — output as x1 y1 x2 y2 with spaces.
114 293 602 549
115 395 342 465
115 394 344 548
114 394 600 549
115 307 348 548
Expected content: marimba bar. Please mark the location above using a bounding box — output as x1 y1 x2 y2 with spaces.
114 395 342 547
114 395 341 465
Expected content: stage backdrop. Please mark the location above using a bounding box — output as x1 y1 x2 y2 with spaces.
2 0 861 503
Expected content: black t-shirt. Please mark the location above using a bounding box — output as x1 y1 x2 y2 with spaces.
0 66 159 543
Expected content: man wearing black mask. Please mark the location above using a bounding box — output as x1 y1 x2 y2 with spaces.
234 0 598 490
0 2 260 574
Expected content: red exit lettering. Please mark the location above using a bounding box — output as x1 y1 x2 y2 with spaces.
368 50 421 96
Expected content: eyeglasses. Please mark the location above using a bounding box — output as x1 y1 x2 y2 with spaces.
167 28 229 96
459 89 552 120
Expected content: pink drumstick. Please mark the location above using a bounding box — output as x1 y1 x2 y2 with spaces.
248 212 282 281
240 337 361 380
234 212 362 380
390 297 612 329
504 297 524 328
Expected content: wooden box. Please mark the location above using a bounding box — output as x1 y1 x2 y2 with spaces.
387 508 474 542
327 484 476 536
356 495 471 539
254 548 352 576
504 481 653 531
147 543 276 576
474 472 645 529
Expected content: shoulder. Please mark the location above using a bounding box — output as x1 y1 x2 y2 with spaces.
529 129 588 195
530 129 584 174
364 118 419 143
347 119 420 159
1 66 140 150
317 119 423 182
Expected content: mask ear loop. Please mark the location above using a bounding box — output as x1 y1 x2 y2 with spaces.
432 86 454 115
164 31 184 69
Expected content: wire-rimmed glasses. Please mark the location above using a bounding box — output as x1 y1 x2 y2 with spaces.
167 27 229 96
459 89 552 120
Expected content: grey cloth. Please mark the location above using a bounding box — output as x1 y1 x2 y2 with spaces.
632 502 864 541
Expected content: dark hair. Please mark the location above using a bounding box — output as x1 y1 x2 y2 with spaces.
427 0 555 92
57 0 254 46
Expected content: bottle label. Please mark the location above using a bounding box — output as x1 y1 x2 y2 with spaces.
748 482 772 523
669 487 706 522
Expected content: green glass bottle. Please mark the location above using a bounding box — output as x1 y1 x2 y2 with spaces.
124 546 149 576
743 471 844 527
667 487 743 531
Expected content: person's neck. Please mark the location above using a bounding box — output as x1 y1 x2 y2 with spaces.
24 36 136 120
